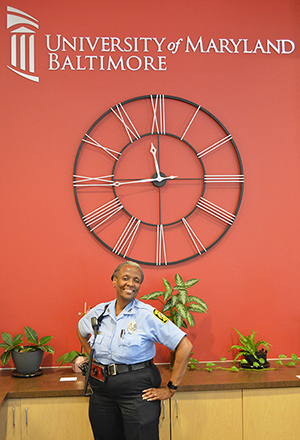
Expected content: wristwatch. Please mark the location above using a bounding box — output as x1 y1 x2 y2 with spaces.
167 381 178 390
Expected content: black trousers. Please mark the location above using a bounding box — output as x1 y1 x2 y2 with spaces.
88 363 162 440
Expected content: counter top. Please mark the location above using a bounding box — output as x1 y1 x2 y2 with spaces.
1 361 300 410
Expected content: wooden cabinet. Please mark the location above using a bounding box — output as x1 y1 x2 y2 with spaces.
0 396 170 440
0 397 93 440
0 398 22 440
243 388 300 440
159 399 171 440
170 390 243 440
2 387 300 440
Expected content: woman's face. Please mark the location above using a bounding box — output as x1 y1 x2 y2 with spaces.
113 265 142 306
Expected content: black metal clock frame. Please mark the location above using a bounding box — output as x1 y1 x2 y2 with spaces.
73 94 244 265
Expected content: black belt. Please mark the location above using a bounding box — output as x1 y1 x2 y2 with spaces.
91 360 153 381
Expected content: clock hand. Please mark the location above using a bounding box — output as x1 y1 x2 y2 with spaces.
114 175 177 187
150 143 163 182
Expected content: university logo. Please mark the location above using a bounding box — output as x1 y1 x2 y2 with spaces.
7 6 39 82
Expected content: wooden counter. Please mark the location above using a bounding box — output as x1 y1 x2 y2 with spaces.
1 363 300 440
1 361 300 409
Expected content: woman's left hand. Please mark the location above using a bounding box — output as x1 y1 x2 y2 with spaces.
142 387 175 401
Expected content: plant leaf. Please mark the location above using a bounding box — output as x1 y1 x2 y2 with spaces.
183 278 199 288
175 274 184 286
291 354 298 362
170 295 178 309
230 366 239 372
1 332 13 346
13 334 23 346
140 291 163 300
163 278 172 294
188 296 208 311
39 335 53 346
163 289 172 301
185 310 195 327
188 303 207 314
25 327 38 345
56 351 81 365
39 345 54 354
162 298 172 313
206 362 216 368
177 288 188 304
176 302 189 320
1 351 11 366
173 313 183 328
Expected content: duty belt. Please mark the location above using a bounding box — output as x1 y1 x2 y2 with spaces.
90 360 153 382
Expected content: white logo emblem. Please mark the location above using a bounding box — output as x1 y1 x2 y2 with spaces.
128 321 138 334
7 6 39 82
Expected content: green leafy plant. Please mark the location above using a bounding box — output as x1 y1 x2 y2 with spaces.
0 327 54 366
56 349 88 366
275 353 299 367
140 274 208 329
228 328 271 365
188 354 239 372
188 353 299 373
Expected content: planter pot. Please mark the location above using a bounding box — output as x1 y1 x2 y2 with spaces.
12 349 43 376
242 350 269 369
71 355 88 373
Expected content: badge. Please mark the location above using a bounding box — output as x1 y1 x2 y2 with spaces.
153 309 169 324
128 321 138 334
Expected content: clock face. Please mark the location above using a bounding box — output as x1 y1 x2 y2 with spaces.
73 95 244 266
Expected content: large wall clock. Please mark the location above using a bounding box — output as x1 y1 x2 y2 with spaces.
73 94 244 266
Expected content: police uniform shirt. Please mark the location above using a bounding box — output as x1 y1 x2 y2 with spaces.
78 299 186 365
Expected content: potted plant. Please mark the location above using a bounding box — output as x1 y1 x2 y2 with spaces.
140 274 208 328
140 274 208 366
0 326 54 376
228 328 271 369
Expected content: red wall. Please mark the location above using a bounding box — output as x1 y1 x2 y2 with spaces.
1 0 300 367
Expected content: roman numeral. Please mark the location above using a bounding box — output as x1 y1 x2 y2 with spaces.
83 198 123 232
82 134 121 161
111 103 140 142
180 105 201 140
156 224 167 265
151 94 166 134
197 134 232 158
197 198 235 225
182 217 206 254
113 217 141 257
204 174 244 183
73 174 114 187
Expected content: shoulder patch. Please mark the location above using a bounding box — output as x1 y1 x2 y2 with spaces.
153 309 169 324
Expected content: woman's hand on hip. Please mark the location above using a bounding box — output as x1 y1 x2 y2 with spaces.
142 387 175 401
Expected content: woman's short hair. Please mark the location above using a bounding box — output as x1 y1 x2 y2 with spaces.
111 261 144 283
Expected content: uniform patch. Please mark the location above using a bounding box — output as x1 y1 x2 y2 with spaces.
128 321 138 334
153 309 169 324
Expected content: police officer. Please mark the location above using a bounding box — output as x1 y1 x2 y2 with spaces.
77 261 193 440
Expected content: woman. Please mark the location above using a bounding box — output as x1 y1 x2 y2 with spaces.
77 261 193 440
